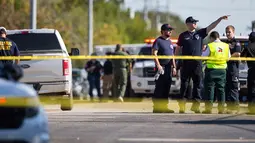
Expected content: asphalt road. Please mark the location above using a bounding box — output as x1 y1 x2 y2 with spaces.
46 102 255 143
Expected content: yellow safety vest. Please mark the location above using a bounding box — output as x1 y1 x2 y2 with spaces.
206 41 229 69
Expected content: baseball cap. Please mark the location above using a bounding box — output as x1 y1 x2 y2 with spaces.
185 16 199 23
0 27 7 33
161 24 174 31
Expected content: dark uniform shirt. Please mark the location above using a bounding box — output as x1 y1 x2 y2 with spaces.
177 28 207 64
152 36 174 65
112 51 130 69
0 37 20 64
103 60 113 75
244 42 255 69
85 60 102 77
225 38 241 74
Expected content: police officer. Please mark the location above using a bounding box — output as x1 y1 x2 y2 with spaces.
175 15 229 113
242 32 255 115
225 25 242 114
202 31 231 114
152 24 177 113
85 53 103 102
102 52 113 102
0 27 20 65
112 44 130 102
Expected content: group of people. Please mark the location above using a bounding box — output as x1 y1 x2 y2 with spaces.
84 44 132 102
152 15 255 115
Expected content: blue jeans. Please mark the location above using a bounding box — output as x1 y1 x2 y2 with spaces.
88 75 101 99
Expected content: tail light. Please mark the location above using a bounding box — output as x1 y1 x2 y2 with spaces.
62 59 69 76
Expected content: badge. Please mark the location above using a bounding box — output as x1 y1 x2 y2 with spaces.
195 34 199 40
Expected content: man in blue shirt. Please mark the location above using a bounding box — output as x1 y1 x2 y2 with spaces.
175 15 229 113
0 27 20 65
152 24 177 113
225 25 242 114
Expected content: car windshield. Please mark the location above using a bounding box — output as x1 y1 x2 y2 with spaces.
136 46 152 61
7 33 62 51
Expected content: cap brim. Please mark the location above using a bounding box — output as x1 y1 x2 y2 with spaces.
186 20 199 23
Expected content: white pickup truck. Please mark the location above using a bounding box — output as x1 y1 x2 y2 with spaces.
7 29 79 111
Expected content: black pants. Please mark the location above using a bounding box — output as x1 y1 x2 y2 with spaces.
226 71 239 110
153 64 172 110
248 68 255 112
179 61 202 107
204 68 226 111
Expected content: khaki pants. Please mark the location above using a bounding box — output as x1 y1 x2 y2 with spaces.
102 74 113 100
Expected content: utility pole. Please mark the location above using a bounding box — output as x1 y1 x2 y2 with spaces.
88 0 94 55
143 0 151 30
166 0 170 22
30 0 37 29
156 0 161 31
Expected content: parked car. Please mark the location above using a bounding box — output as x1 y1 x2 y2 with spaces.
7 29 80 111
0 64 49 143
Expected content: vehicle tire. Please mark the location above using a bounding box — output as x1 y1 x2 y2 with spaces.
60 94 73 111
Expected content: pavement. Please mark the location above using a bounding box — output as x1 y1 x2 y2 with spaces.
45 100 255 143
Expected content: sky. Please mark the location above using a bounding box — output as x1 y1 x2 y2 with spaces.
124 0 255 35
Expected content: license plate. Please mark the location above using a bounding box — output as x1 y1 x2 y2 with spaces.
148 81 155 85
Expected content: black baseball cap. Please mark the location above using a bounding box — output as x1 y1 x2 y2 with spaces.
185 16 199 23
161 24 174 31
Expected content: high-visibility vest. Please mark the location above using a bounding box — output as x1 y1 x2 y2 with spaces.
206 41 229 69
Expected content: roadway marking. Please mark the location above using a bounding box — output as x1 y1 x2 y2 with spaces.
118 138 255 142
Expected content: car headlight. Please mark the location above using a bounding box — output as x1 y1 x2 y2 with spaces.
132 68 143 77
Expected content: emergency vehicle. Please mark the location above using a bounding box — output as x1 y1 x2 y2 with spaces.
130 38 181 97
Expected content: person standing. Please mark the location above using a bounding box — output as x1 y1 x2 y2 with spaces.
242 32 255 115
202 31 231 114
85 53 103 102
175 15 229 113
0 27 20 65
225 25 242 114
112 44 130 102
102 52 113 102
152 24 177 113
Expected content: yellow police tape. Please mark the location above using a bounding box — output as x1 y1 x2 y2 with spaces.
0 55 255 61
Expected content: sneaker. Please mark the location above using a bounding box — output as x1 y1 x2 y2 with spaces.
191 106 201 113
118 96 124 102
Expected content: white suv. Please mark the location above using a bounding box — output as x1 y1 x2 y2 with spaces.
7 29 79 110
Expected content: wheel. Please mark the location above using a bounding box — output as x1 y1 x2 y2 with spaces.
60 94 73 111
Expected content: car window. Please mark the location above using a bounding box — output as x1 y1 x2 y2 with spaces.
7 33 62 51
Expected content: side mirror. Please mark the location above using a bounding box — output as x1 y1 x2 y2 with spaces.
69 48 80 56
